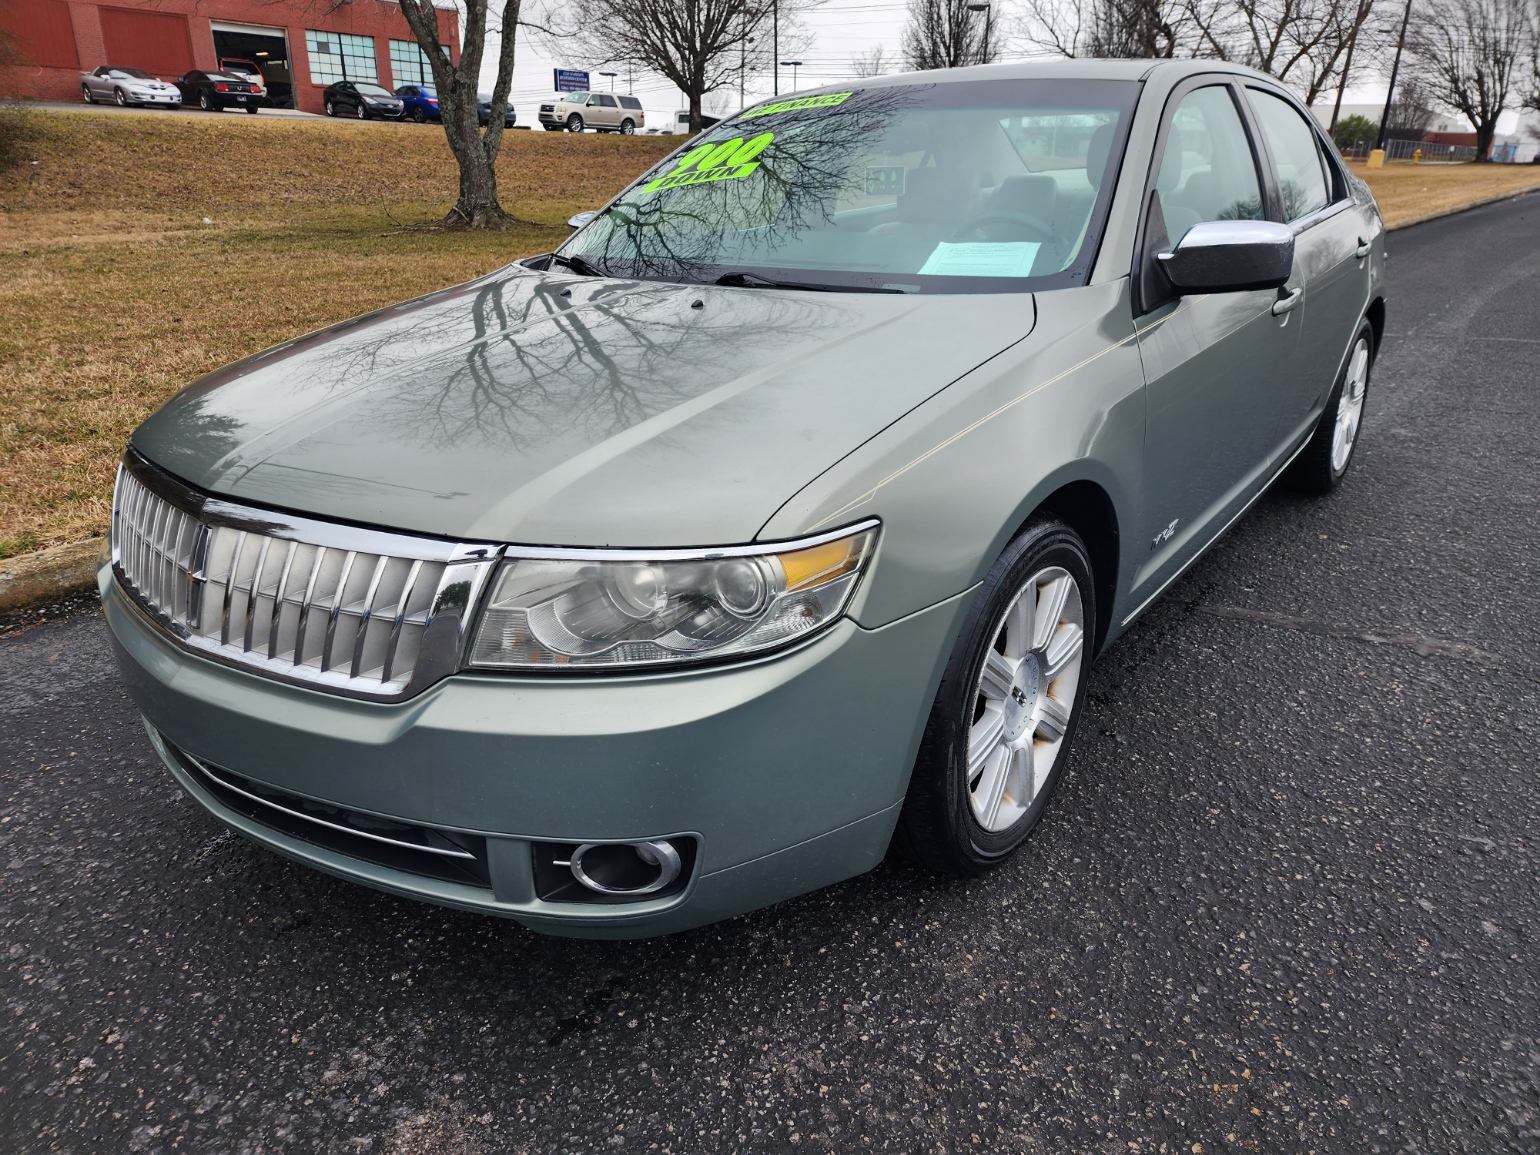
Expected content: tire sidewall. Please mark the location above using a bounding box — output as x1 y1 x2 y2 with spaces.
903 520 1095 873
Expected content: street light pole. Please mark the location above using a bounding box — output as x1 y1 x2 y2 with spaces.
1375 0 1415 151
780 60 802 91
599 71 617 92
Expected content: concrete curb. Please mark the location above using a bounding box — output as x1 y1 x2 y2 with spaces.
0 538 104 613
4 188 1536 615
1385 184 1540 231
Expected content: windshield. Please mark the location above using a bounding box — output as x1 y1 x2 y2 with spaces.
357 83 394 98
113 68 156 80
562 80 1136 294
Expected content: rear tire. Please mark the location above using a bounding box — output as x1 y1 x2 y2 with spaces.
895 518 1094 876
1286 320 1374 494
82 85 94 104
198 92 212 112
620 119 635 135
412 107 426 123
246 105 259 115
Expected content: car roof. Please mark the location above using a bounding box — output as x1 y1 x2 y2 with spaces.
790 58 1275 94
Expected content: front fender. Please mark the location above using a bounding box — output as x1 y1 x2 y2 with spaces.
759 279 1145 632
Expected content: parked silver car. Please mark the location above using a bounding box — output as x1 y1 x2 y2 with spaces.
81 66 181 108
106 60 1384 937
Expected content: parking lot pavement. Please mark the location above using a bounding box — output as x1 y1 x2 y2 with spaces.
2 192 1537 1155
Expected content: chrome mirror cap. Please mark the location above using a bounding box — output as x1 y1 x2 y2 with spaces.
566 210 599 230
1157 219 1294 293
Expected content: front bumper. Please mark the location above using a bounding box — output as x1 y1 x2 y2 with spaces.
103 565 969 936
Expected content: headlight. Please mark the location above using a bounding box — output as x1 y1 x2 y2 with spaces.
467 521 878 671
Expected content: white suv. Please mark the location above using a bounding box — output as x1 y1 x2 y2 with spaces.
538 92 645 134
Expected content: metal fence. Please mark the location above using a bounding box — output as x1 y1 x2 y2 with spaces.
1339 138 1479 163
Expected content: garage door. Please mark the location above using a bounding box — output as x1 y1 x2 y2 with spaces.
6 0 80 68
99 7 194 76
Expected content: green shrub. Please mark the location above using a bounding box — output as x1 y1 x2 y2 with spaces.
1333 114 1379 152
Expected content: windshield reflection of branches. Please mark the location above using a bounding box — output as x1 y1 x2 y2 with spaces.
570 89 923 284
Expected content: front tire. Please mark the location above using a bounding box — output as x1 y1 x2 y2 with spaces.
325 100 335 117
114 88 128 107
896 519 1094 876
566 114 584 133
1286 320 1374 493
355 104 367 120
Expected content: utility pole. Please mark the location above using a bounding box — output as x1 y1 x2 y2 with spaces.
773 0 779 95
1375 0 1415 150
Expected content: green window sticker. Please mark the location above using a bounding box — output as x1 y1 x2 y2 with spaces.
739 92 853 119
643 133 775 193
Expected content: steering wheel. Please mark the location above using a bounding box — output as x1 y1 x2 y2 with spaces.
949 210 1058 244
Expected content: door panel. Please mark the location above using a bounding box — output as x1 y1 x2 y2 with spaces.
1132 82 1302 605
1247 87 1372 448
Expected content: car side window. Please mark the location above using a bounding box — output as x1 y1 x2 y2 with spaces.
598 95 617 107
1153 85 1265 246
1248 89 1331 222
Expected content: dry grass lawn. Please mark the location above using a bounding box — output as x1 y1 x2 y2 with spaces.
1 110 1535 557
1349 159 1540 226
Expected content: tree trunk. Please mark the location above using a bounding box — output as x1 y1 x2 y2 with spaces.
689 91 704 134
440 90 508 229
1473 119 1497 162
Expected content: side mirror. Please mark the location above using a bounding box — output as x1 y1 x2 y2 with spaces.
1157 220 1294 293
566 211 599 231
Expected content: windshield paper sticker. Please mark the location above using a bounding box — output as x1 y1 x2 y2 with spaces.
643 133 775 192
740 92 853 119
918 241 1041 278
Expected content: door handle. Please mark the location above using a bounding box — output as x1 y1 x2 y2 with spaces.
1355 236 1372 258
1271 286 1304 316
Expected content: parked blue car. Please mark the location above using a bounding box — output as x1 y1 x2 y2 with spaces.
394 84 440 123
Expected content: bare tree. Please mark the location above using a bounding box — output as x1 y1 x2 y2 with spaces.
1020 0 1207 59
1408 0 1529 159
903 0 1001 69
545 0 788 134
851 44 896 75
399 0 520 229
1382 71 1438 135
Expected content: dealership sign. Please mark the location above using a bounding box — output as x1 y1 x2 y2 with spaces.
554 69 590 93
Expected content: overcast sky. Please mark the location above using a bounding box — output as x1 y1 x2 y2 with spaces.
479 0 1445 130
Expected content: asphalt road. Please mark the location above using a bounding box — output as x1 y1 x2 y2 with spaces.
4 193 1538 1155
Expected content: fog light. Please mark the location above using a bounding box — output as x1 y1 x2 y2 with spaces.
567 840 681 896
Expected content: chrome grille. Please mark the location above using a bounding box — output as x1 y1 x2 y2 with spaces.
110 454 498 700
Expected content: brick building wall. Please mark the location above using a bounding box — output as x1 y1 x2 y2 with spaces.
1 0 458 114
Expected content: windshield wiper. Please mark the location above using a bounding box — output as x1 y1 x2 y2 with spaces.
713 271 906 294
550 252 605 277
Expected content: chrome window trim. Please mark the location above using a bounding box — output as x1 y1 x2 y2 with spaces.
489 517 881 563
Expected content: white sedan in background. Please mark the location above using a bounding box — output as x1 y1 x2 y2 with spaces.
81 66 181 108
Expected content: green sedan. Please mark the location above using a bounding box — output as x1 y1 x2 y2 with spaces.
104 60 1385 937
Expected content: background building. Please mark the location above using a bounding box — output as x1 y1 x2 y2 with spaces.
1 0 459 113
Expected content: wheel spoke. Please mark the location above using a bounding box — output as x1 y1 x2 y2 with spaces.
1035 694 1072 742
1002 588 1034 660
1033 575 1072 651
968 707 1006 782
1043 622 1084 679
974 745 1012 829
979 649 1017 701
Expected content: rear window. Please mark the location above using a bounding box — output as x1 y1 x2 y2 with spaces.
619 96 642 110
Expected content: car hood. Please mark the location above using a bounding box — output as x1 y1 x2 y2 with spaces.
132 267 1036 547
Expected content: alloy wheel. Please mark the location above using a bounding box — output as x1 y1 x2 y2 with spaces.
567 115 583 132
966 566 1085 832
115 89 128 106
82 86 93 104
1332 335 1370 473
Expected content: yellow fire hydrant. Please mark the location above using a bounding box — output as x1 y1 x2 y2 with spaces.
1413 147 1423 164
